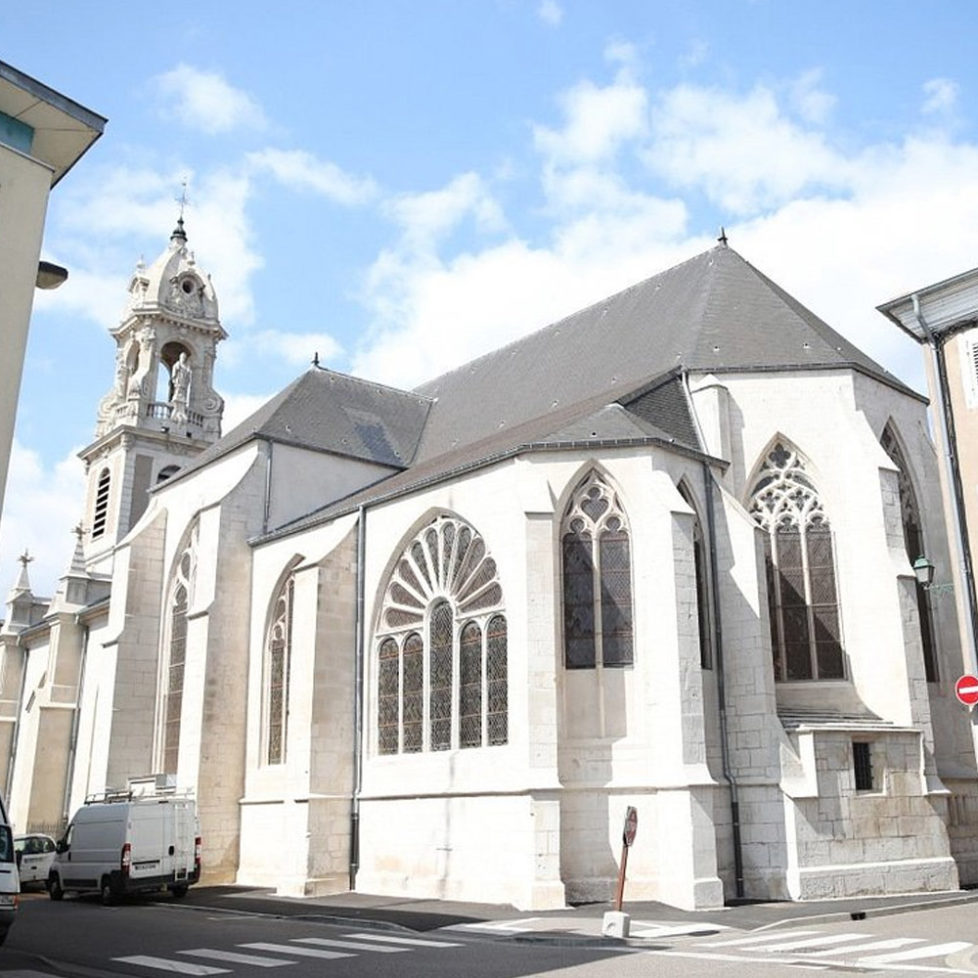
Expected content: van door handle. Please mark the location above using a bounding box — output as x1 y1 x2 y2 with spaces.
169 846 175 855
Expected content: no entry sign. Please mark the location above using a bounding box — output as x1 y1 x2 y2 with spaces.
954 674 978 707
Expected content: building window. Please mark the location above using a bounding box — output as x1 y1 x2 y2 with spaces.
376 515 507 754
881 425 938 682
960 333 978 409
749 442 844 681
561 470 633 669
264 574 295 765
92 468 111 538
159 523 197 775
853 740 875 792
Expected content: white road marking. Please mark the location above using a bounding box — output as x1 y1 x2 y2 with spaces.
453 918 542 933
750 932 868 952
803 938 923 957
238 943 352 961
113 956 230 975
859 941 973 965
697 929 821 947
293 937 408 953
179 949 295 967
342 931 463 948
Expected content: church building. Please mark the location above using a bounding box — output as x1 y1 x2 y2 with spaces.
3 222 977 910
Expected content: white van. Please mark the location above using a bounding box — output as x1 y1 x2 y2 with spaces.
48 788 200 904
0 794 18 942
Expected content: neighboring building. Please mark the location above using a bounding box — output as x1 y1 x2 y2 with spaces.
878 272 978 675
3 228 976 910
0 61 105 524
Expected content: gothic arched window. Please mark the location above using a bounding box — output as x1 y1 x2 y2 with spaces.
561 471 634 669
749 442 844 681
881 425 937 681
159 523 197 774
376 515 507 754
264 573 295 765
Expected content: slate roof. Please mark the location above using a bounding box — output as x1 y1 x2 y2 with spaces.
165 244 916 532
163 368 432 487
412 244 911 465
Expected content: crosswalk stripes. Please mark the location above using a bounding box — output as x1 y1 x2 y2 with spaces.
113 931 462 974
686 927 977 969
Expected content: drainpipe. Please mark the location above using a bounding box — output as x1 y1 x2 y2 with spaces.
681 369 744 899
912 295 978 674
702 459 744 900
349 504 366 889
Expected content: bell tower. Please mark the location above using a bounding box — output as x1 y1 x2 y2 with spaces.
80 218 226 565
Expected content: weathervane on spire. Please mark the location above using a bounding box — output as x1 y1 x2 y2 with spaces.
172 178 190 241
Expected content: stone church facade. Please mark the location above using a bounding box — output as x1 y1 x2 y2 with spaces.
3 223 977 910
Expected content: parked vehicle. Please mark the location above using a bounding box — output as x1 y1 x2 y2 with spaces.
0 795 18 942
14 834 57 888
48 789 200 904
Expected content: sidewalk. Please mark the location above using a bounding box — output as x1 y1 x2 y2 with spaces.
182 885 978 946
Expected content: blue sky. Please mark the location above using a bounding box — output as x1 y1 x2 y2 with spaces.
3 0 978 596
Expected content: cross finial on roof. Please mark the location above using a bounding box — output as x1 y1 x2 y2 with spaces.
172 178 190 243
18 550 33 569
718 227 728 246
312 351 320 368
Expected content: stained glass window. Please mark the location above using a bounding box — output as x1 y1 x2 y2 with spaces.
749 442 844 681
265 575 294 765
376 515 507 753
561 472 633 669
881 425 937 682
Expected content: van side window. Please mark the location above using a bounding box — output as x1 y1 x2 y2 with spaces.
0 828 11 862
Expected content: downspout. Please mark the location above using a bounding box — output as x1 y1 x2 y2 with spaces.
702 459 744 900
262 442 274 536
4 645 29 805
349 504 366 889
912 295 978 673
680 370 744 899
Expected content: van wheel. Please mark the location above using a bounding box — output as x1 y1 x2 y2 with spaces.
48 875 64 901
100 877 116 906
169 885 188 898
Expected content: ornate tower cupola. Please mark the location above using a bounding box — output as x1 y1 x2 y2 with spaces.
80 219 227 563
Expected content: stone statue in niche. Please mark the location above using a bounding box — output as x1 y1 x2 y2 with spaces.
169 352 191 424
127 324 156 399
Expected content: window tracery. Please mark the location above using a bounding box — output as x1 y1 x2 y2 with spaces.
561 470 634 669
159 522 198 773
749 442 844 681
264 573 295 764
376 515 507 754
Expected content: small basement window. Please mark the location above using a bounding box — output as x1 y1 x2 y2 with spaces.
853 741 875 792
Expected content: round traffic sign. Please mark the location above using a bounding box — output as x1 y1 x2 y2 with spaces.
955 674 978 707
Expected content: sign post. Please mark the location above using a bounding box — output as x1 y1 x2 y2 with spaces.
955 674 978 710
613 806 638 913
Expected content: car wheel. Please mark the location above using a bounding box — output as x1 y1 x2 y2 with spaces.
48 874 64 901
100 877 116 906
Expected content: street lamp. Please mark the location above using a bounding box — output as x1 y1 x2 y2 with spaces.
914 556 955 594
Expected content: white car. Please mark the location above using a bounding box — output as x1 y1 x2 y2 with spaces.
14 834 57 888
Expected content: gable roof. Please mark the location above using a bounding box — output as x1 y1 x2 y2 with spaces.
412 244 912 464
162 368 432 488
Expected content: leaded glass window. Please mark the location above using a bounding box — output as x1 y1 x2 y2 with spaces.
159 524 197 774
375 515 507 753
265 575 295 765
881 425 937 681
561 471 634 669
749 442 844 681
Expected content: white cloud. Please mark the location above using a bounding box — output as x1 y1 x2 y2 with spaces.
922 77 959 116
385 173 506 250
644 82 849 213
249 329 344 367
246 149 378 205
0 441 86 600
538 0 563 26
153 64 266 135
789 69 836 125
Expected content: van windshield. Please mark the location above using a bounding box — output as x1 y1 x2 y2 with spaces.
0 826 12 863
